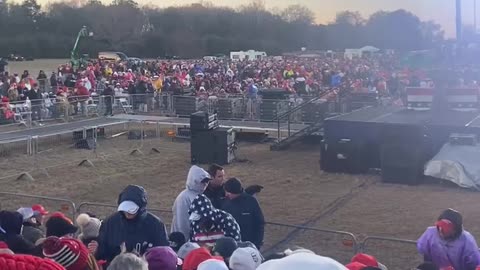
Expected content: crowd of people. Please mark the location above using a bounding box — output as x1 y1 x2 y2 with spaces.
0 54 446 123
0 163 479 270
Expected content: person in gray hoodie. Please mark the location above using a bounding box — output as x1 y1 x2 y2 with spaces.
171 165 211 239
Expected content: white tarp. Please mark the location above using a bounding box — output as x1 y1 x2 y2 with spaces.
424 143 480 190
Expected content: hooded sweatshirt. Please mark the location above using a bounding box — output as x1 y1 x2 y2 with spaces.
171 166 211 239
96 185 169 264
189 194 241 242
0 211 36 255
257 252 347 270
417 209 480 270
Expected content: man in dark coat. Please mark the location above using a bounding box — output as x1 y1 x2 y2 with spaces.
204 164 226 209
103 83 114 116
0 211 36 255
221 178 265 249
27 83 42 120
96 185 169 264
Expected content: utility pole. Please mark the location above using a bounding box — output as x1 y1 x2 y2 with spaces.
475 0 477 33
456 0 462 41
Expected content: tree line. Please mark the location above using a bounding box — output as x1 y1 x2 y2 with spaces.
0 0 446 59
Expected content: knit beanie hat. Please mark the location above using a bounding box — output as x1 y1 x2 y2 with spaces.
177 242 201 259
46 213 78 237
75 214 101 241
42 236 89 270
212 237 238 258
144 246 182 270
0 253 65 270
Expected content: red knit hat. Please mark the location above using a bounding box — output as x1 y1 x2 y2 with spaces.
183 247 223 270
42 237 89 270
0 253 65 270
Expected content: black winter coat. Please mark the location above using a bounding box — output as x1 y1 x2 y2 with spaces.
96 185 169 264
221 193 265 249
0 233 36 255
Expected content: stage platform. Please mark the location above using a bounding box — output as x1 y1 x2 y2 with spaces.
112 114 308 132
322 106 480 183
0 118 127 143
0 114 308 143
326 106 480 129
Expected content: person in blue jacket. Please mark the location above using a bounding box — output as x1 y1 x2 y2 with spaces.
96 185 169 264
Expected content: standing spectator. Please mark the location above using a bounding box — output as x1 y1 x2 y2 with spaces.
0 211 36 255
204 164 226 209
96 185 169 264
222 178 265 249
0 253 65 270
189 194 241 243
108 253 148 270
417 209 480 270
28 83 42 121
42 236 99 270
50 72 58 90
32 204 49 226
17 207 44 245
74 83 89 115
103 82 114 116
37 70 47 92
21 70 29 80
45 212 78 238
144 246 182 270
257 251 347 270
76 213 101 248
171 165 211 239
229 247 263 270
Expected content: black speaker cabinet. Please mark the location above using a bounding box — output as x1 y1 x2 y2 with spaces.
73 127 105 142
380 143 425 185
74 138 96 150
191 128 235 165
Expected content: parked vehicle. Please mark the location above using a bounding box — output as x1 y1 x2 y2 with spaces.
98 51 128 62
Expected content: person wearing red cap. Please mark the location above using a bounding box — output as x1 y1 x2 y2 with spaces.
183 247 224 270
0 253 65 270
32 205 49 226
42 236 98 270
417 209 480 270
345 253 386 270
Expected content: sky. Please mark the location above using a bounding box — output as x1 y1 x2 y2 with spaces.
33 0 479 37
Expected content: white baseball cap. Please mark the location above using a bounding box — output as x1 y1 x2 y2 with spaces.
117 201 139 214
229 247 262 270
17 207 35 222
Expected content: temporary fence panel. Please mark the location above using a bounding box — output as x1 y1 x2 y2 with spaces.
262 222 358 264
0 192 76 219
360 236 421 270
0 137 35 182
77 202 173 230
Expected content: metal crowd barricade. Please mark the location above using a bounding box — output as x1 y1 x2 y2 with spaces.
0 192 76 219
262 221 358 263
77 202 173 230
360 236 421 270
